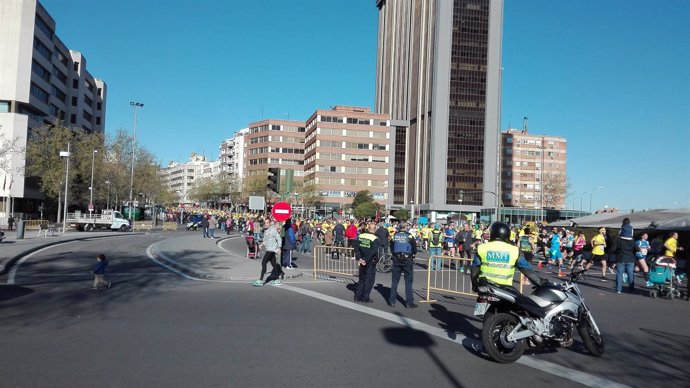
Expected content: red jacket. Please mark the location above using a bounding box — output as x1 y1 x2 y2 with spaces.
345 224 358 239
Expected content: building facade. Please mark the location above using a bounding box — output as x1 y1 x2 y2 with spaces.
219 127 248 180
375 0 503 219
501 128 568 210
162 154 217 204
244 119 306 190
0 0 106 213
303 106 390 211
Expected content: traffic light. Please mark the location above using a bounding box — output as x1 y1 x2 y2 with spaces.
267 167 280 194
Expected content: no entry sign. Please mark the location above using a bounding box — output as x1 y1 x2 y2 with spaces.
272 201 292 222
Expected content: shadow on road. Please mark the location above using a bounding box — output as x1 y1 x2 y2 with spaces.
0 285 34 301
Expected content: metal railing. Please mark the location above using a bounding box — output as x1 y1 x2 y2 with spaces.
312 245 357 280
421 255 528 303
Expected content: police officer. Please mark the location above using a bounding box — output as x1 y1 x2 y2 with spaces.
389 223 418 308
354 221 381 303
471 222 543 289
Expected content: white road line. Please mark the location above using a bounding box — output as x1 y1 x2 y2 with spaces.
280 284 630 388
7 241 75 285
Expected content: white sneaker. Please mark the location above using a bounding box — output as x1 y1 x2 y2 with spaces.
271 280 282 286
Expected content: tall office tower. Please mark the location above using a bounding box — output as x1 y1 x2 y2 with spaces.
375 0 503 219
0 0 107 213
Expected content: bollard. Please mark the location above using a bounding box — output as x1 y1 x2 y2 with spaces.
16 219 26 239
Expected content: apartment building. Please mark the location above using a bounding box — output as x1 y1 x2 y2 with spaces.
219 127 248 180
501 128 567 210
375 0 503 218
303 106 390 210
162 154 218 204
0 0 106 212
244 119 306 180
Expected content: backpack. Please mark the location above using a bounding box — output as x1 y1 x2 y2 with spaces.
431 230 441 246
519 235 532 252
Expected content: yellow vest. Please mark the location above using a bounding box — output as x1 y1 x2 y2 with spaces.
477 240 520 286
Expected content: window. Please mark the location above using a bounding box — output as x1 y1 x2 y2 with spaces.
96 117 101 125
70 114 76 124
32 60 50 82
51 85 66 102
84 95 93 106
97 102 102 110
73 62 80 71
71 96 77 106
52 65 67 84
30 82 49 103
0 102 9 113
35 16 54 38
33 37 51 60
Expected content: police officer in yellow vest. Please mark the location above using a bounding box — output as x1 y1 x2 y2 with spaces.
471 222 543 289
354 221 381 303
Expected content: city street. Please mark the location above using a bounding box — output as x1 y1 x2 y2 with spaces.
1 231 688 387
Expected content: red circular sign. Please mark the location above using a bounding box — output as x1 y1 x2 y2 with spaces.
272 201 292 222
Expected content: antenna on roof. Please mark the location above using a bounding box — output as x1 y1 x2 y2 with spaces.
523 116 528 134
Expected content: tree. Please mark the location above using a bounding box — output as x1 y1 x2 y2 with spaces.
393 209 410 221
542 172 568 209
352 190 375 209
354 202 379 219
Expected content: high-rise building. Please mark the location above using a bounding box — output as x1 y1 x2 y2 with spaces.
0 0 107 213
162 153 218 204
219 127 248 180
502 128 567 210
375 0 503 220
244 119 306 186
303 106 390 211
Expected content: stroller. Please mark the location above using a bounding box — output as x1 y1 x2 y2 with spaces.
245 235 260 259
648 256 682 299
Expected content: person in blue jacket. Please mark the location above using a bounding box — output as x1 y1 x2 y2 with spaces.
92 254 111 290
282 218 297 269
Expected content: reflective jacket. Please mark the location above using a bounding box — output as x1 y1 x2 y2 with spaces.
391 231 417 254
477 240 520 286
355 232 380 264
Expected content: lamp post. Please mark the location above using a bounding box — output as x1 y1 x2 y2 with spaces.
60 143 71 233
129 101 143 221
588 186 603 213
105 180 111 209
89 149 97 216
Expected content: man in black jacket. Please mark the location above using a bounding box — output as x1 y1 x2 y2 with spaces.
612 232 636 294
354 222 381 303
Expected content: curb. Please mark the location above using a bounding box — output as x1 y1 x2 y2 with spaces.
0 232 145 276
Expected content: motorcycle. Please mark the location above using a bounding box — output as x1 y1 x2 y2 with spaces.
474 270 605 363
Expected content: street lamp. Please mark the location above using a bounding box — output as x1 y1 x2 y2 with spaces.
89 149 98 216
589 186 604 213
59 143 71 233
105 180 111 209
129 101 144 221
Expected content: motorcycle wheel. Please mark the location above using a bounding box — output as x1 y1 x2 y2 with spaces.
482 312 526 363
376 258 392 273
578 318 605 356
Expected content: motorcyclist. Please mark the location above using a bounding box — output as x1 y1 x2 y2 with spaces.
471 222 543 290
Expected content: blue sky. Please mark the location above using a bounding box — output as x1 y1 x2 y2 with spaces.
41 0 689 212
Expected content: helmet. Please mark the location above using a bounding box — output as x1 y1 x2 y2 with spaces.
489 222 511 242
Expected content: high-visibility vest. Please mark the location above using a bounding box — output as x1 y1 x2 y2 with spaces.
477 240 520 286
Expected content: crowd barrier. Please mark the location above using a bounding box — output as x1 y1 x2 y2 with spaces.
312 245 357 280
162 222 178 231
24 220 50 230
421 254 527 303
132 221 153 232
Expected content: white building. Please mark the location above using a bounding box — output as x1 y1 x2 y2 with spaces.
219 128 248 181
162 153 220 204
0 0 106 216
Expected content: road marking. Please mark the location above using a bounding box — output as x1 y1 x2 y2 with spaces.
279 284 630 388
7 241 75 285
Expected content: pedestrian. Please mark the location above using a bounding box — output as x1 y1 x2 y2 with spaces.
375 222 391 261
91 254 111 290
282 218 297 269
428 223 443 271
518 227 536 267
226 217 232 235
254 218 283 286
354 221 381 303
389 223 418 308
333 221 345 247
201 215 209 238
457 223 474 271
345 221 358 248
298 221 312 254
664 232 683 258
585 227 609 281
208 215 218 238
612 223 636 294
635 232 652 286
7 215 14 231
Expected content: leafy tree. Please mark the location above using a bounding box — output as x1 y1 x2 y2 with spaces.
393 209 409 221
352 190 375 209
354 202 379 219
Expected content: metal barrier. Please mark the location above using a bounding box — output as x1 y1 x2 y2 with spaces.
24 220 49 230
421 255 527 303
312 245 357 280
162 222 178 231
132 221 153 232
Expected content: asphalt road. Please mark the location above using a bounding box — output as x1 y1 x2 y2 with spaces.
1 232 688 387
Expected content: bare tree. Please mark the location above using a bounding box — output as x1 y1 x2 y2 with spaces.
542 172 568 209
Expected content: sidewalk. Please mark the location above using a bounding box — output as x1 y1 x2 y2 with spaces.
150 233 304 281
0 229 143 275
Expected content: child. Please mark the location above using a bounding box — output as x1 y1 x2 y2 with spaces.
92 254 111 290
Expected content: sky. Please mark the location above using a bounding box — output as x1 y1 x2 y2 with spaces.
41 0 690 212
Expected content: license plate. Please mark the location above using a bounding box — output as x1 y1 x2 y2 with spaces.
474 302 489 316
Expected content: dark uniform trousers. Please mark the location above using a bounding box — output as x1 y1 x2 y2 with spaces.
389 253 414 305
355 259 377 301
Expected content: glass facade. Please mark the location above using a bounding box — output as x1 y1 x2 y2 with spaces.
393 126 407 203
446 0 490 206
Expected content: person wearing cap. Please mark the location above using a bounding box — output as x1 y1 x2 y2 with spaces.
389 223 418 308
